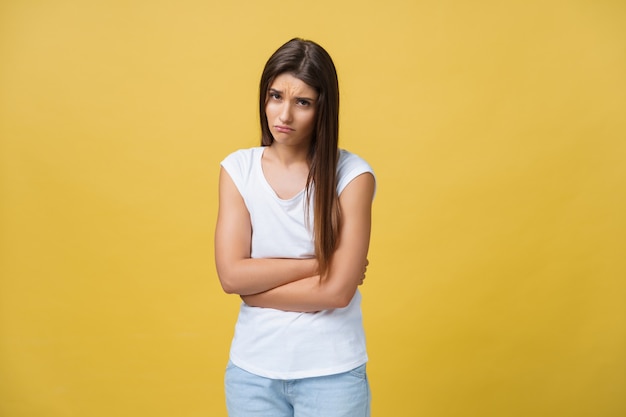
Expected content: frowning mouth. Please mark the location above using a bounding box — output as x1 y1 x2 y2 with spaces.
274 125 295 133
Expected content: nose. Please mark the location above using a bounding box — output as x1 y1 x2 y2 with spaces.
279 102 293 124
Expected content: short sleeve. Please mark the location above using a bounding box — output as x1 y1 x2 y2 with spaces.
336 150 376 197
220 148 258 197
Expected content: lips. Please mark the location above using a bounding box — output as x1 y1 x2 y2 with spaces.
274 125 294 133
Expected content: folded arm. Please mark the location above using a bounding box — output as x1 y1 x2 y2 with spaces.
214 167 318 295
241 172 375 312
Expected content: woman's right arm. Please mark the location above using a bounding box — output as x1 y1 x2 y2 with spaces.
214 167 317 295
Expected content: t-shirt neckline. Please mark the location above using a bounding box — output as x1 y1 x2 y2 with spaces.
257 147 306 203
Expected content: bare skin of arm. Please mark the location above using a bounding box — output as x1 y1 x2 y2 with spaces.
214 167 318 295
241 172 375 312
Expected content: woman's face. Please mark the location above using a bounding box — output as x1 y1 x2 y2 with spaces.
266 73 318 149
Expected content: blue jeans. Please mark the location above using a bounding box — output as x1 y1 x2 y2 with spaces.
225 361 371 417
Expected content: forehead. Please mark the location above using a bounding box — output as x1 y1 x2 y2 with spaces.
269 73 318 97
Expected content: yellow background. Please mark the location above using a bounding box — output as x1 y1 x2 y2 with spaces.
1 0 624 416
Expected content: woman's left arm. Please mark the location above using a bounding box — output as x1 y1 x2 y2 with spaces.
241 172 375 312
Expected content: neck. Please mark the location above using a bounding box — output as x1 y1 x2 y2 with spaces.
266 142 309 167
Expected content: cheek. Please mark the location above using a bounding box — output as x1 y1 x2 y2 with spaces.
264 103 275 118
304 112 316 131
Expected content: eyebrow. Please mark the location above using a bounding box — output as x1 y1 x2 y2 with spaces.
268 88 316 102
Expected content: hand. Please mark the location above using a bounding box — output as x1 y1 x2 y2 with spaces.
359 259 369 286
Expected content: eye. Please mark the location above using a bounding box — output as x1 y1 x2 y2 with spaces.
297 99 311 106
269 91 281 100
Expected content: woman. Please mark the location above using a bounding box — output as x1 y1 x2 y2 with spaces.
215 38 375 417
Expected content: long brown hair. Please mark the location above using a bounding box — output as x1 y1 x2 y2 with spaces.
259 38 340 275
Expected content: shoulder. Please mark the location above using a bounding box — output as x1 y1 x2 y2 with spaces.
220 147 264 190
337 149 376 196
221 146 264 175
338 149 374 173
221 146 264 167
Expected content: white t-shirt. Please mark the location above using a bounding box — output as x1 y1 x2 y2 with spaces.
221 146 375 379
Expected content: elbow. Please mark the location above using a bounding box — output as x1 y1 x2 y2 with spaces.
332 297 352 309
216 263 256 296
339 292 357 308
220 281 237 295
216 269 239 294
327 287 357 309
319 276 359 309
